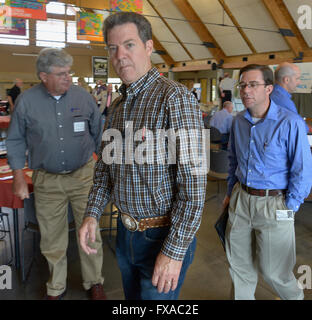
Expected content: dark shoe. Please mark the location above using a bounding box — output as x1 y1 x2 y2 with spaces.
88 283 107 300
45 290 66 300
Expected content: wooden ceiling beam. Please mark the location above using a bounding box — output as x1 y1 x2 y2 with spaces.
172 0 226 62
217 0 257 54
155 49 312 72
152 35 175 67
275 0 309 50
262 0 303 57
147 0 194 60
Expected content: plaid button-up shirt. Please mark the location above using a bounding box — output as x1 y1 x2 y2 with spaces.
85 68 207 260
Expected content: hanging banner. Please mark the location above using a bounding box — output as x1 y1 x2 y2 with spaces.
0 15 26 36
77 12 104 42
92 56 108 82
110 0 143 14
4 0 47 20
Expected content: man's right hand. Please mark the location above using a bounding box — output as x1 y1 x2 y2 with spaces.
12 169 29 200
79 216 98 255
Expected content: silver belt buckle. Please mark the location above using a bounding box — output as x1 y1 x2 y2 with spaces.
121 213 138 232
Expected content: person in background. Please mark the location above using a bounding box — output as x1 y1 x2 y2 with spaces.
114 84 120 95
209 100 233 150
191 88 199 102
6 48 106 300
79 11 206 300
7 78 23 113
77 77 91 93
99 83 120 116
219 73 236 106
92 80 107 108
270 62 311 133
223 64 312 300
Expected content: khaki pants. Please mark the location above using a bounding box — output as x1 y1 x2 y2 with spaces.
32 157 104 296
225 183 303 300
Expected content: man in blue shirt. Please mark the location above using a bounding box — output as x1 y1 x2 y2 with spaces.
271 62 310 133
223 64 312 300
209 101 233 149
209 101 233 135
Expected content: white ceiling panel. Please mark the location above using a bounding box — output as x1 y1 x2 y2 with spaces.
184 43 213 59
224 0 289 52
145 0 211 60
151 52 165 64
188 0 252 55
283 0 312 48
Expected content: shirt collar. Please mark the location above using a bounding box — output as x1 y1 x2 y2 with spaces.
40 82 69 99
119 67 160 97
274 84 292 99
243 99 280 123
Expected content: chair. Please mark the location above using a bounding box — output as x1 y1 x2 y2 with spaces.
21 193 76 282
206 149 229 202
0 210 13 266
209 126 222 147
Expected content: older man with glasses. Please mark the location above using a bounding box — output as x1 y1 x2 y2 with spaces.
6 48 105 300
223 64 312 300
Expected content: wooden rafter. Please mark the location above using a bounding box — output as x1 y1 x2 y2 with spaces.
172 0 226 62
275 0 309 50
147 0 194 60
152 35 175 66
262 0 303 57
217 0 257 54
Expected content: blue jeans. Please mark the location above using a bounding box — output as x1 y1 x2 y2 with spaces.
115 217 197 300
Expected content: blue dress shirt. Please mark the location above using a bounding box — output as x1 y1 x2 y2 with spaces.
227 100 312 212
271 84 309 133
209 108 233 134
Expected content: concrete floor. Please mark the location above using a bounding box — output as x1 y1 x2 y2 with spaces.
1 180 312 300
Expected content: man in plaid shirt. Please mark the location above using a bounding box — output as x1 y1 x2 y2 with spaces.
79 12 207 300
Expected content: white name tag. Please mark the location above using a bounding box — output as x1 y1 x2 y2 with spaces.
74 121 85 132
276 210 294 221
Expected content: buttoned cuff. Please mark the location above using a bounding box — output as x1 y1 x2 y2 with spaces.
285 198 301 212
161 237 190 261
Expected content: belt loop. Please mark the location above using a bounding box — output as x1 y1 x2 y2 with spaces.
266 189 269 197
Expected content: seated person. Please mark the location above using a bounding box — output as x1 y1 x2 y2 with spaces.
209 101 233 149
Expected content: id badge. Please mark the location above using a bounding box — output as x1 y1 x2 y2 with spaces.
74 121 85 132
276 210 294 221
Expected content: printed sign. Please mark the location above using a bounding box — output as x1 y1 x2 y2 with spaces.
92 56 108 82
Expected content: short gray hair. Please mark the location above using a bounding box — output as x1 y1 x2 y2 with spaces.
103 12 152 44
36 48 73 78
275 64 296 83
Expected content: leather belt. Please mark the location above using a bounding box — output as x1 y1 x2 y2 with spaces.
241 183 286 197
120 213 170 232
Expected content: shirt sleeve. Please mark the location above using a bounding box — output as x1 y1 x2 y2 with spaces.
6 98 27 170
161 89 207 260
285 119 312 211
227 118 238 196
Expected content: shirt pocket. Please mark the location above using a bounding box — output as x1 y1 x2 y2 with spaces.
72 115 87 137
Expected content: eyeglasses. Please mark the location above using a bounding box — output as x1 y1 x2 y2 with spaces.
237 82 267 90
49 71 75 78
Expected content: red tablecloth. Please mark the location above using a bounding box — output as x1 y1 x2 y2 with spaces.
0 116 10 129
0 158 33 208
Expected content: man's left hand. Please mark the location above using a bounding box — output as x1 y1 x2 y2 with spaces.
152 252 183 294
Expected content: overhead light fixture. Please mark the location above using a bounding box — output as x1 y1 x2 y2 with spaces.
12 53 38 57
202 42 216 48
154 50 166 55
279 28 295 37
